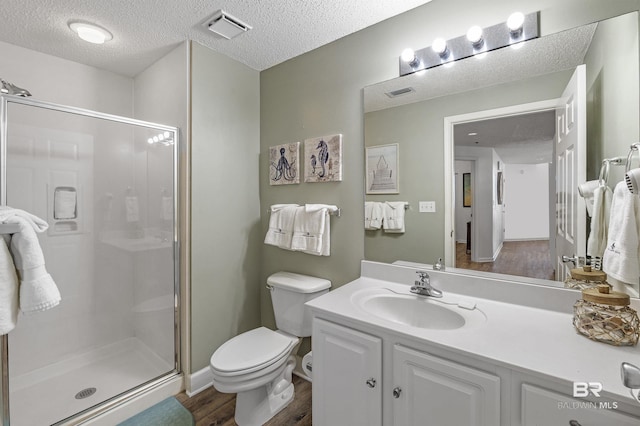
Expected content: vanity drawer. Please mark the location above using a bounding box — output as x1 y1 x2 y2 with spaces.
521 384 640 426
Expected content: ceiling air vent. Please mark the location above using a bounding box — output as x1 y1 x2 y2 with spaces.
205 10 252 40
385 87 415 98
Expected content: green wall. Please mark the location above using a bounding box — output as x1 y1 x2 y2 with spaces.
259 0 640 323
190 42 262 372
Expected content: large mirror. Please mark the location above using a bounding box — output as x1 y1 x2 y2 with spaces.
364 11 639 297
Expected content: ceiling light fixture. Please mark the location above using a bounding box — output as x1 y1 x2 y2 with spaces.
69 21 113 44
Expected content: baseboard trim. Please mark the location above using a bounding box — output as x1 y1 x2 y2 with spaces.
187 366 214 397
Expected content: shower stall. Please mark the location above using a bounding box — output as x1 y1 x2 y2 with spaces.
0 95 181 425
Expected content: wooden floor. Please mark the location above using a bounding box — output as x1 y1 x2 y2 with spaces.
456 240 555 280
176 375 312 426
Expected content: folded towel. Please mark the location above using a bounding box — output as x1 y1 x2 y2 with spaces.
586 184 612 258
602 182 640 289
125 196 139 222
291 204 337 256
365 202 383 230
0 207 61 313
0 237 18 334
382 202 407 233
264 204 299 250
578 180 600 217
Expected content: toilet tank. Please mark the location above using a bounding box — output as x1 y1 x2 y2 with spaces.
267 272 331 337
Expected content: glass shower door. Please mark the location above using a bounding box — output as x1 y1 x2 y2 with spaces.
0 96 179 426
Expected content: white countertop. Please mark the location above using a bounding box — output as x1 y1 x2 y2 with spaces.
306 269 640 403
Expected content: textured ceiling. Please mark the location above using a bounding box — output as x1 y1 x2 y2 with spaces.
0 0 432 77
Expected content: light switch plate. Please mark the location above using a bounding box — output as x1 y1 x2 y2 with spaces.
419 201 436 213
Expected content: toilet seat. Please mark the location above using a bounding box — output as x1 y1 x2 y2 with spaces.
210 327 297 377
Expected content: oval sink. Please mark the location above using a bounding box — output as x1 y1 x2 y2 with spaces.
352 288 485 330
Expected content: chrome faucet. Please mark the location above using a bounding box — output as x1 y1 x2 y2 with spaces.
410 271 443 298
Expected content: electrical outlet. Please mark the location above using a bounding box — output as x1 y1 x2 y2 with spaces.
419 201 436 213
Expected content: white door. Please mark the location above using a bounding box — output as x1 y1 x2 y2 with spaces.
555 64 587 280
312 318 382 426
392 345 500 426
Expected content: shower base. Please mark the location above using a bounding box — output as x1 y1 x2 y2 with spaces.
9 337 172 426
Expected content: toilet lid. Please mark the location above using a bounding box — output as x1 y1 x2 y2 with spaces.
210 327 297 375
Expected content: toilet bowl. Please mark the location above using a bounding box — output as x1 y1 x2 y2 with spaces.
209 272 331 426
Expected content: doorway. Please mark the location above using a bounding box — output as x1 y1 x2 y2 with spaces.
445 99 558 279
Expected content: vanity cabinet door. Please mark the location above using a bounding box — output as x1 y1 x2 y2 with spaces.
312 318 382 426
392 344 500 426
522 384 640 426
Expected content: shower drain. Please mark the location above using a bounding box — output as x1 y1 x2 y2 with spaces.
75 387 97 400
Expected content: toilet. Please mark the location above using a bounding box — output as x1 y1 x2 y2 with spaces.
209 271 331 426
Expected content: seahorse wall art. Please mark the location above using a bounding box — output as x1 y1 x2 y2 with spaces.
304 134 343 183
269 142 300 185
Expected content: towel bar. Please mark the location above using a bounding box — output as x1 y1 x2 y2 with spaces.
267 206 341 217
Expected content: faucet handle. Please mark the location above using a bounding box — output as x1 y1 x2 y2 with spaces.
416 270 429 281
434 258 445 271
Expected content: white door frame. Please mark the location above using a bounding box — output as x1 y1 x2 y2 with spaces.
443 99 560 267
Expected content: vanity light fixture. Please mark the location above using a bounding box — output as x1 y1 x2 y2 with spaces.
466 26 484 48
432 38 450 59
398 11 539 77
69 21 113 44
507 12 526 35
400 48 420 67
148 131 174 146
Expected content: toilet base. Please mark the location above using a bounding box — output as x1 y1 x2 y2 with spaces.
234 356 296 426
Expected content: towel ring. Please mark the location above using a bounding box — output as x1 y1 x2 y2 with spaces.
598 160 610 186
625 143 640 173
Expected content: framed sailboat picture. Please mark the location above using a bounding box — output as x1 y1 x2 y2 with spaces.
366 143 399 194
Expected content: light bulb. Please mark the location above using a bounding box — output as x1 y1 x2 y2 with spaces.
466 26 483 45
158 133 165 141
153 136 159 143
507 12 525 33
432 38 448 56
401 48 416 63
147 138 154 145
164 131 171 139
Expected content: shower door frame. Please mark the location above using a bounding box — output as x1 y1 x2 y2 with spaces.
0 94 182 426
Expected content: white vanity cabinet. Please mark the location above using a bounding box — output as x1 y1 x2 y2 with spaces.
312 318 383 426
393 344 500 426
519 383 640 426
312 318 501 426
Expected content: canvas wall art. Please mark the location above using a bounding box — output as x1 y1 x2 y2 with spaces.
269 142 300 185
366 143 399 194
304 134 343 183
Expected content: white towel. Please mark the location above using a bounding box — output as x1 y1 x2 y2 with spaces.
291 204 337 256
264 204 299 250
602 182 640 289
578 180 600 217
382 202 407 233
125 196 139 222
0 237 19 334
365 202 383 230
0 207 61 313
586 184 612 258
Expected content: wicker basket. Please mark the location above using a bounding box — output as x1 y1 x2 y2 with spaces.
573 285 639 346
564 267 608 291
